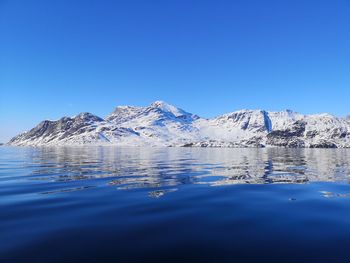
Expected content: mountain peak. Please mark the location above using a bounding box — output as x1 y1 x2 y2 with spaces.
149 100 191 118
150 100 168 107
74 112 104 122
150 100 176 111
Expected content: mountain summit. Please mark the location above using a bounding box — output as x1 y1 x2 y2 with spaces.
8 101 350 148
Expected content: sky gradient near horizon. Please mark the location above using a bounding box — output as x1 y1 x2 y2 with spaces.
1 0 350 142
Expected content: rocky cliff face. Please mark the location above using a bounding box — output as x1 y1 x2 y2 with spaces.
9 113 107 146
8 101 350 148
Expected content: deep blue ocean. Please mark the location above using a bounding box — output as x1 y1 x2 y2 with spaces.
1 146 350 263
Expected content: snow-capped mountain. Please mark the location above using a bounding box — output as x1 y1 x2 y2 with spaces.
8 101 350 148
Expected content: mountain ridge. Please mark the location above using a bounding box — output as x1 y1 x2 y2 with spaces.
8 101 350 148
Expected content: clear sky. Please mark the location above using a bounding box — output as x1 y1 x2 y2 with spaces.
1 0 350 142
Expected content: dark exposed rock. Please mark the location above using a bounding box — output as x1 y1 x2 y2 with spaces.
112 127 140 136
267 137 305 148
266 121 306 147
305 130 318 138
200 142 209 147
243 136 265 147
329 128 348 139
268 120 306 138
9 113 104 145
309 141 337 148
226 110 271 133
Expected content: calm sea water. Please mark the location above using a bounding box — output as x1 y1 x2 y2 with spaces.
1 146 350 263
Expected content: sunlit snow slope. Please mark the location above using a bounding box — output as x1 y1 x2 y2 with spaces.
9 101 350 148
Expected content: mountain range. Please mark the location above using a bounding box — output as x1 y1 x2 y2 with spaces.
8 101 350 148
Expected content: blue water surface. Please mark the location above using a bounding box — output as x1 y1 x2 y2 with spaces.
1 146 350 263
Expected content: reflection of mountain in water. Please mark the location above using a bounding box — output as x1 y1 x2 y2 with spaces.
209 148 350 185
25 147 350 196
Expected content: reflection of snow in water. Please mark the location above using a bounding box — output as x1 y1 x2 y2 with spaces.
15 147 350 197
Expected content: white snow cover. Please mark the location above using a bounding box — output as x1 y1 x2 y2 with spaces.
8 101 350 147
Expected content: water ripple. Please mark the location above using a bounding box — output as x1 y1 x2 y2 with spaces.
2 147 350 262
1 147 350 197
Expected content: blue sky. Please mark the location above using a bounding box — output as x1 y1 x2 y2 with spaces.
1 0 350 142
